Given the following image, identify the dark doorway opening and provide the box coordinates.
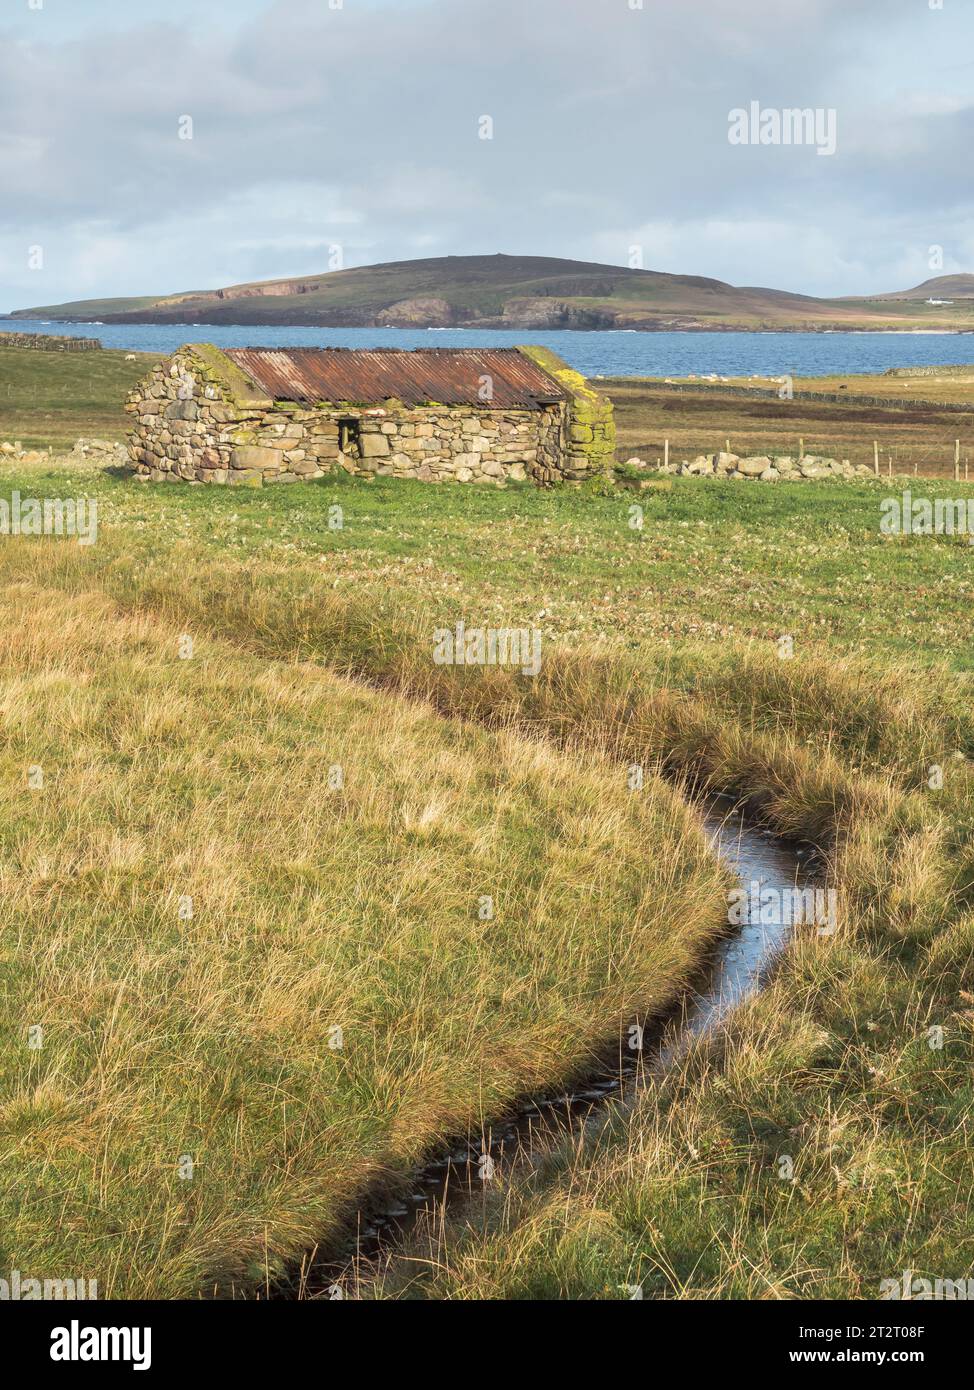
[338,418,361,457]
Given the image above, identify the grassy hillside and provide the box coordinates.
[872,274,974,301]
[11,253,974,331]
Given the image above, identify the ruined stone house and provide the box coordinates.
[125,344,614,487]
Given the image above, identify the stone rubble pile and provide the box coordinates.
[0,438,128,466]
[627,451,877,482]
[0,440,49,465]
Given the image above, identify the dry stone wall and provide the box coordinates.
[0,331,101,352]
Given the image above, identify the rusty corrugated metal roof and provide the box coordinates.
[222,347,568,409]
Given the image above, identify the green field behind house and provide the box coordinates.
[0,344,153,452]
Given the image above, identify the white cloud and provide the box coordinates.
[1,0,972,307]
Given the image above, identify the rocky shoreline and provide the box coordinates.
[7,311,973,334]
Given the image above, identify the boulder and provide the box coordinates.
[738,456,772,477]
[359,433,390,458]
[231,445,279,470]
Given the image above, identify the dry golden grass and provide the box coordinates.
[16,540,960,1305]
[366,731,974,1300]
[0,575,728,1297]
[2,469,972,1301]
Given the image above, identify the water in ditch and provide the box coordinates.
[275,802,817,1298]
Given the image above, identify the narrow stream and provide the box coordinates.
[275,802,817,1299]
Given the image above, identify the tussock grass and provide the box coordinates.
[8,537,969,847]
[361,724,974,1299]
[0,578,730,1298]
[350,739,974,1300]
[9,545,963,1303]
[2,463,972,1301]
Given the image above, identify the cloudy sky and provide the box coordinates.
[1,0,972,309]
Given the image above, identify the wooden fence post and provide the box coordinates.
[873,441,880,476]
[955,440,961,482]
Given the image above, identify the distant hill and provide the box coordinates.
[10,254,974,331]
[875,274,974,301]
